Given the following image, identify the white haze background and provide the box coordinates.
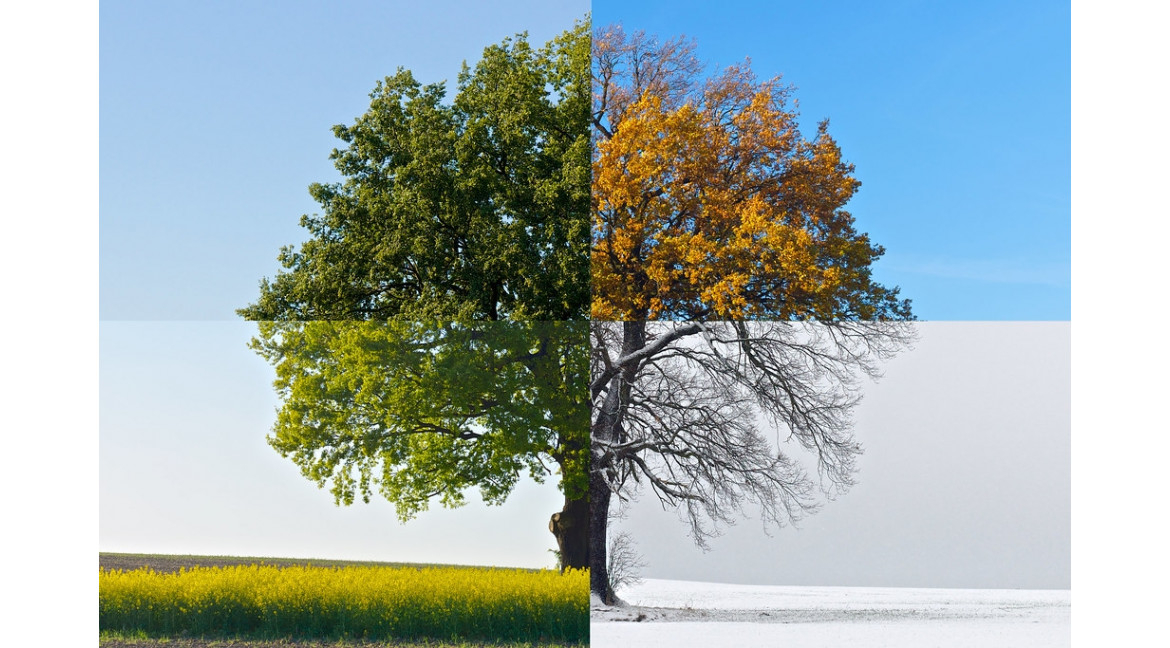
[610,323,1069,590]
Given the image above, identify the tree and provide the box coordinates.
[588,26,915,602]
[251,320,590,570]
[590,320,913,600]
[240,22,590,322]
[240,22,593,570]
[592,26,911,321]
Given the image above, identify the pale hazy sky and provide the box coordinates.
[612,322,1070,590]
[99,320,566,569]
[98,321,1068,589]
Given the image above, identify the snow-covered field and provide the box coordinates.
[592,578,1070,647]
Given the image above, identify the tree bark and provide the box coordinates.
[589,321,647,603]
[589,451,615,602]
[549,493,589,571]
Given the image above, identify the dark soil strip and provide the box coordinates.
[100,639,577,647]
[98,553,536,574]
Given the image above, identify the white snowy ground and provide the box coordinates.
[591,578,1071,647]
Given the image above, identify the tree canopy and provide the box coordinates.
[240,21,590,322]
[252,320,589,519]
[591,26,911,320]
[587,26,915,602]
[241,22,594,571]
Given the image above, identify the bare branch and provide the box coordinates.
[592,320,915,548]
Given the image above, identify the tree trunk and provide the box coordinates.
[589,454,615,602]
[549,494,589,571]
[589,321,647,604]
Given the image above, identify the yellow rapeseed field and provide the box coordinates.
[99,564,588,643]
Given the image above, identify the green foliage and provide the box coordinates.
[239,20,590,322]
[237,20,592,544]
[250,320,589,518]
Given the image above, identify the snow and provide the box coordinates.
[591,578,1070,647]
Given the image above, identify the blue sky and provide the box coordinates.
[99,1,1071,321]
[100,0,591,321]
[594,0,1071,320]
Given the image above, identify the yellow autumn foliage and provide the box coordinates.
[592,26,910,321]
